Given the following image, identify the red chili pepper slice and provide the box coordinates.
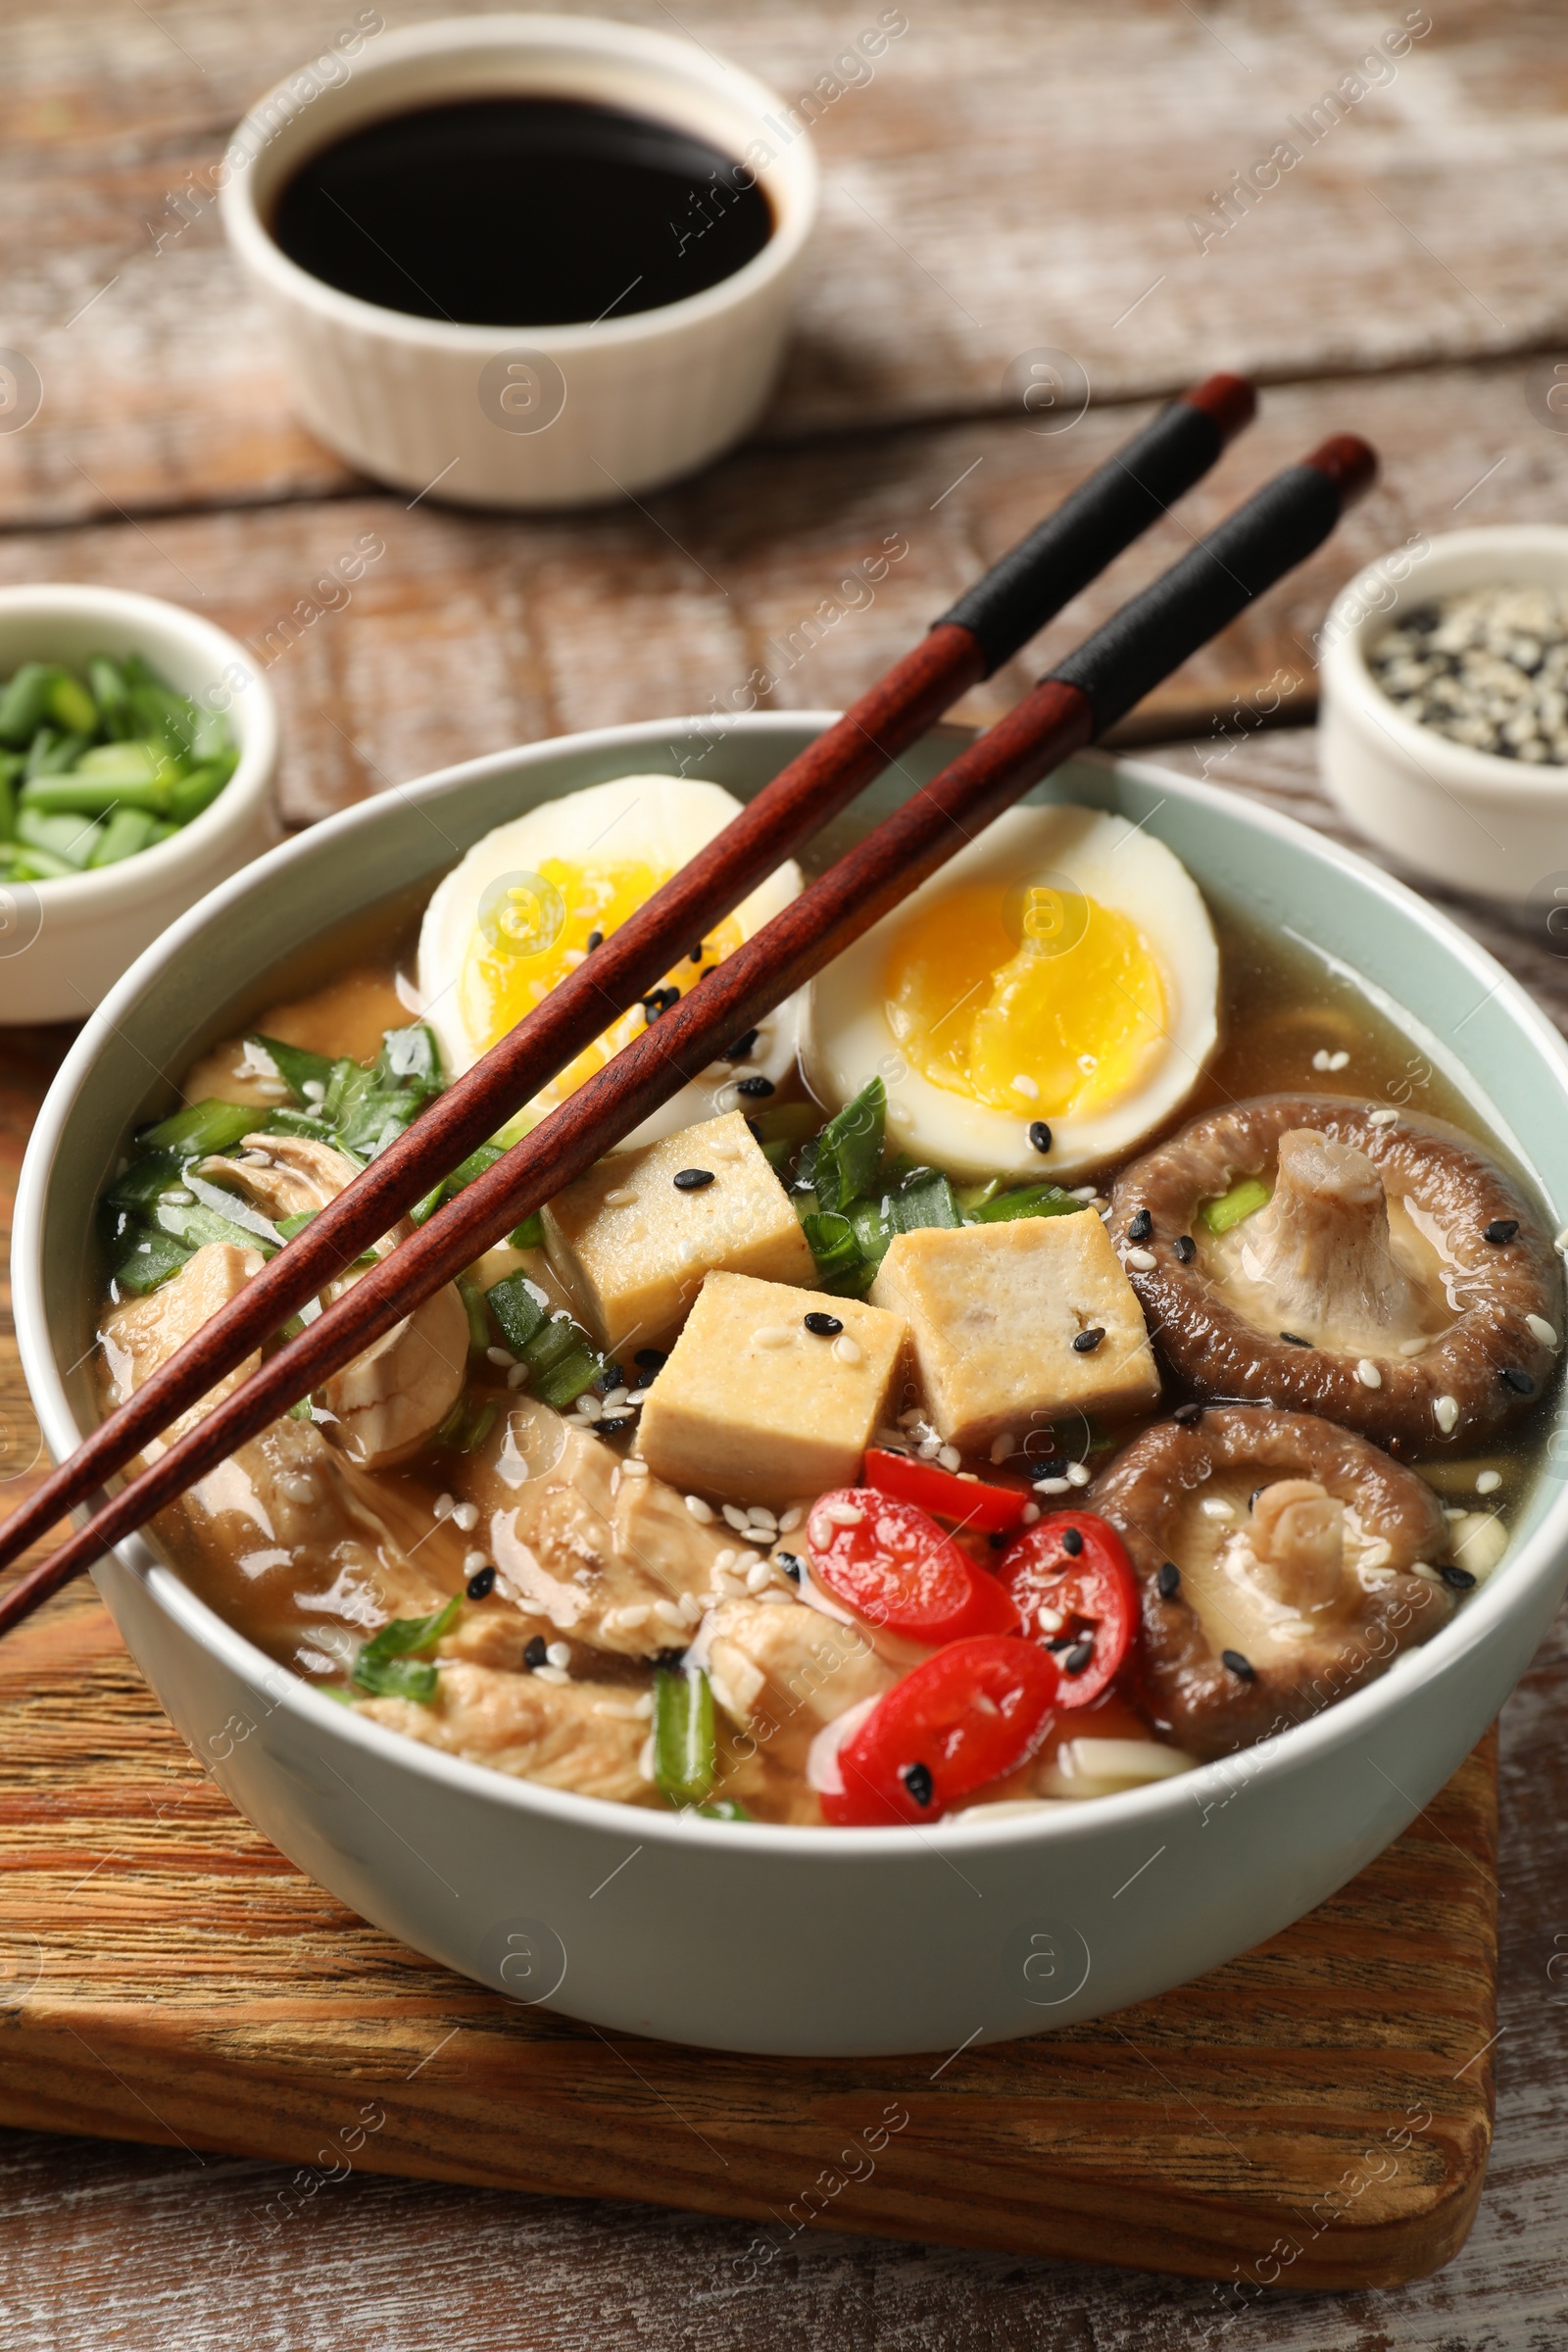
[808,1488,1020,1645]
[997,1510,1139,1708]
[821,1636,1060,1826]
[861,1447,1029,1535]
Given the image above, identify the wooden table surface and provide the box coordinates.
[5,2,1568,2343]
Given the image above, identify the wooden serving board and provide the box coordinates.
[0,1024,1501,2290]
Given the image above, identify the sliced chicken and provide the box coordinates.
[700,1596,900,1773]
[100,1241,265,1446]
[354,1660,659,1804]
[448,1397,734,1657]
[201,1131,469,1468]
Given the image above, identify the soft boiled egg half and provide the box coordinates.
[417,774,802,1147]
[803,803,1218,1182]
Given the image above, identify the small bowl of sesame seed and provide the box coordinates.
[1319,525,1568,905]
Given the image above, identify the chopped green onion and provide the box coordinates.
[966,1180,1084,1225]
[799,1208,872,1296]
[15,807,99,867]
[152,1197,275,1257]
[696,1797,751,1822]
[87,655,130,734]
[112,1226,194,1296]
[351,1593,462,1702]
[0,664,62,747]
[508,1209,545,1249]
[653,1665,716,1807]
[1200,1177,1272,1236]
[135,1098,261,1158]
[457,1276,491,1353]
[24,728,91,781]
[485,1270,551,1354]
[246,1031,336,1107]
[105,1151,188,1212]
[410,1140,506,1226]
[262,1106,335,1143]
[810,1077,885,1215]
[88,807,160,866]
[167,762,230,824]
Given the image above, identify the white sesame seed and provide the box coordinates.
[1476,1469,1502,1494]
[1367,1107,1398,1127]
[612,1603,652,1631]
[1068,1185,1099,1202]
[1527,1312,1559,1348]
[545,1641,571,1670]
[678,1592,705,1624]
[534,1664,570,1686]
[485,1346,514,1368]
[1328,1051,1349,1071]
[1020,1501,1041,1524]
[1435,1395,1460,1434]
[1410,1562,1445,1585]
[433,1493,454,1520]
[603,1187,638,1207]
[1445,1506,1466,1522]
[627,1388,650,1405]
[1125,1247,1156,1271]
[721,1503,751,1532]
[507,1363,530,1388]
[821,1501,864,1528]
[601,1388,629,1407]
[1035,1606,1066,1634]
[938,1445,962,1472]
[778,1505,804,1533]
[451,1500,479,1532]
[620,1456,649,1477]
[1011,1073,1040,1100]
[684,1494,715,1523]
[1065,1462,1092,1489]
[990,1432,1015,1464]
[1276,1619,1316,1642]
[463,1550,489,1574]
[1555,1226,1568,1255]
[1356,1358,1383,1389]
[1398,1337,1428,1356]
[833,1334,863,1367]
[753,1324,793,1348]
[655,1598,687,1630]
[917,1436,943,1460]
[1311,1050,1331,1072]
[1200,1496,1235,1520]
[898,1407,925,1428]
[747,1505,777,1529]
[745,1561,772,1592]
[1033,1476,1070,1494]
[713,1548,738,1570]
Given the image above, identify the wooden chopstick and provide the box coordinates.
[0,433,1374,1641]
[0,376,1254,1589]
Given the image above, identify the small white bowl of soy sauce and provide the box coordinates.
[220,14,820,510]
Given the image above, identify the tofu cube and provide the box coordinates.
[542,1110,814,1356]
[870,1213,1159,1454]
[637,1271,906,1505]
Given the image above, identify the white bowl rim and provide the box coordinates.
[220,11,820,357]
[1324,522,1568,800]
[16,710,1568,1864]
[0,582,277,907]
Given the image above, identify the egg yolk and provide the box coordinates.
[459,855,743,1103]
[881,880,1167,1119]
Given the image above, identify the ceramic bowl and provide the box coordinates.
[0,585,278,1026]
[220,14,820,510]
[1319,523,1568,904]
[15,713,1568,2056]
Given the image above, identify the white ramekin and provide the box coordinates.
[0,586,278,1025]
[16,713,1568,2056]
[1319,524,1568,905]
[220,14,819,510]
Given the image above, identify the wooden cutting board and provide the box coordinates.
[0,1034,1498,2293]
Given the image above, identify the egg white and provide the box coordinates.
[801,803,1218,1182]
[416,774,803,1149]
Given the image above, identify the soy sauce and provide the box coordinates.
[270,96,774,327]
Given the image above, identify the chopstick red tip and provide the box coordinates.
[1181,371,1256,445]
[1304,433,1378,510]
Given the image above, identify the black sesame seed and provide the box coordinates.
[1485,1218,1519,1245]
[653,1646,688,1673]
[1029,1119,1054,1154]
[1071,1327,1105,1354]
[673,1168,715,1191]
[1128,1208,1152,1244]
[1173,1234,1197,1264]
[725,1028,760,1061]
[634,1348,667,1373]
[590,1418,624,1438]
[1034,1455,1068,1480]
[1063,1641,1095,1677]
[804,1311,844,1337]
[522,1635,548,1670]
[736,1074,775,1098]
[1156,1560,1181,1598]
[466,1564,497,1600]
[689,945,705,963]
[1440,1563,1478,1590]
[1060,1525,1084,1557]
[988,1530,1009,1550]
[1173,1402,1203,1424]
[1221,1648,1256,1681]
[1047,1635,1075,1652]
[1500,1366,1536,1396]
[901,1760,935,1807]
[643,1001,664,1024]
[1279,1331,1313,1348]
[585,929,603,952]
[593,1362,625,1396]
[775,1550,804,1582]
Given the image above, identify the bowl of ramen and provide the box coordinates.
[15,711,1568,2055]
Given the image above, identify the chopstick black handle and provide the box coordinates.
[1051,434,1377,734]
[935,373,1255,673]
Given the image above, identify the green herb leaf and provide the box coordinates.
[352,1594,462,1703]
[811,1077,886,1215]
